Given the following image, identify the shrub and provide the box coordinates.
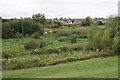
[40,41,46,48]
[88,26,104,49]
[58,37,67,42]
[112,36,120,54]
[57,31,70,36]
[31,32,40,38]
[37,29,44,36]
[70,34,78,43]
[25,34,30,37]
[2,52,11,59]
[15,32,22,38]
[2,22,16,39]
[24,40,40,50]
[88,17,119,53]
[96,21,104,25]
[51,23,59,28]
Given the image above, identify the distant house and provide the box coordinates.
[47,18,107,24]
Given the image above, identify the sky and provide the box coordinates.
[0,0,119,19]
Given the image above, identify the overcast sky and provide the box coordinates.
[0,0,119,19]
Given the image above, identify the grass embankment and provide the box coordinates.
[3,56,118,78]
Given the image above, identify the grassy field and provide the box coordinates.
[2,29,117,71]
[3,56,118,78]
[2,34,88,58]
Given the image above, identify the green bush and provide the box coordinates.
[78,30,88,38]
[57,31,70,36]
[88,26,104,49]
[24,40,40,50]
[53,29,88,39]
[2,19,44,39]
[96,21,104,25]
[15,32,22,38]
[50,23,59,28]
[39,41,46,48]
[25,34,30,37]
[112,36,120,54]
[58,37,67,42]
[31,32,40,38]
[88,17,119,53]
[2,22,16,39]
[70,34,78,43]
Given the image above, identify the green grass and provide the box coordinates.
[3,56,118,78]
[2,34,88,58]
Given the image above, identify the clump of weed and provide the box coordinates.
[31,32,40,38]
[69,34,78,43]
[24,40,40,50]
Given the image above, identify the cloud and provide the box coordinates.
[0,0,119,19]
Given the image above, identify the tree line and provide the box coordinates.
[2,13,61,39]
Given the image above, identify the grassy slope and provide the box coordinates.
[3,56,118,78]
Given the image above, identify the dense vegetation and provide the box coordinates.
[2,13,119,71]
[2,18,43,39]
[88,17,120,54]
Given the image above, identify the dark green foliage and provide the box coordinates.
[22,18,42,35]
[88,26,104,49]
[81,16,92,27]
[2,22,16,39]
[62,24,81,27]
[25,34,30,37]
[51,23,59,28]
[85,16,92,26]
[69,34,78,43]
[15,32,22,38]
[24,40,40,50]
[54,22,61,27]
[96,21,104,25]
[39,41,46,48]
[2,19,9,22]
[81,20,86,27]
[32,13,46,24]
[48,22,61,28]
[112,36,120,54]
[31,32,40,38]
[57,31,70,36]
[88,17,120,53]
[2,19,43,39]
[53,29,88,38]
[58,37,67,42]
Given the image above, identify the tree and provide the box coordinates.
[72,20,74,23]
[96,21,103,25]
[88,17,120,54]
[2,18,44,39]
[81,20,86,26]
[32,13,46,24]
[0,17,2,20]
[60,17,63,20]
[85,16,92,26]
[2,22,16,39]
[55,18,58,20]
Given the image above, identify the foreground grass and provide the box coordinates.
[3,56,118,78]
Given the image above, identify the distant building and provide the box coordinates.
[47,18,107,24]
